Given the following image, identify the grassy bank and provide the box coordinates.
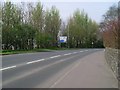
[1,48,71,55]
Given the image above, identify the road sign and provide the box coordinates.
[59,36,67,43]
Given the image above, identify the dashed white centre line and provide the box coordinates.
[0,65,16,71]
[80,51,84,52]
[2,51,79,71]
[95,49,100,50]
[64,53,72,56]
[73,52,77,54]
[85,50,89,51]
[26,59,45,64]
[50,55,61,59]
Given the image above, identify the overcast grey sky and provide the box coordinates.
[41,2,118,23]
[2,0,119,23]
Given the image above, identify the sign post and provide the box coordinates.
[59,36,67,48]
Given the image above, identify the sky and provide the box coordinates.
[41,2,117,23]
[1,0,119,23]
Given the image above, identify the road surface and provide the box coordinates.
[1,49,117,88]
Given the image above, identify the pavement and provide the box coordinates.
[1,49,118,88]
[50,51,118,88]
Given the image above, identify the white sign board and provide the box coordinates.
[59,36,67,43]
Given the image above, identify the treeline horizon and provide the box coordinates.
[1,1,104,50]
[100,4,119,49]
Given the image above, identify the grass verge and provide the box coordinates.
[1,48,71,55]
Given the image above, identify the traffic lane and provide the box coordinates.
[2,50,77,67]
[3,55,77,88]
[2,51,59,67]
[2,53,76,84]
[2,50,98,88]
[2,49,102,72]
[2,49,97,74]
[2,50,94,84]
[2,49,96,67]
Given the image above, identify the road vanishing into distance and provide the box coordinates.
[2,49,103,88]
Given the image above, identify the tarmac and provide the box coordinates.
[51,51,118,88]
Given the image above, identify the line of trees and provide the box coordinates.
[2,1,103,50]
[62,9,103,48]
[100,4,119,49]
[2,2,61,50]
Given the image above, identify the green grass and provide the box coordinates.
[1,49,50,55]
[1,48,72,55]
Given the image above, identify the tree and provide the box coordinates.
[101,5,118,49]
[2,1,102,50]
[0,3,2,50]
[2,2,36,50]
[44,6,61,48]
[31,2,44,48]
[65,9,100,48]
[2,2,22,50]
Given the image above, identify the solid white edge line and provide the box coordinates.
[0,66,17,71]
[26,59,45,64]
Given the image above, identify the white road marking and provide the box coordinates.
[50,55,61,59]
[64,53,72,56]
[80,51,83,52]
[2,52,77,71]
[3,56,75,86]
[26,59,45,64]
[0,66,16,71]
[84,50,88,51]
[95,49,100,50]
[73,52,77,54]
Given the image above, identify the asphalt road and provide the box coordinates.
[2,49,102,88]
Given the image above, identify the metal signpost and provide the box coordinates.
[59,36,67,48]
